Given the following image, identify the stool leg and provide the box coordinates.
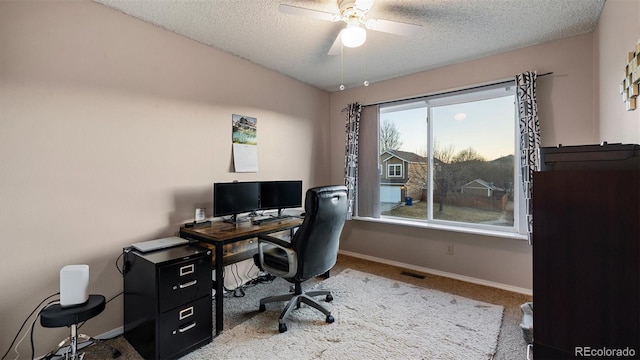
[46,325,115,360]
[69,324,78,360]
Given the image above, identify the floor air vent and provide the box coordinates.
[400,271,426,279]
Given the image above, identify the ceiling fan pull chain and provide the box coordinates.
[364,41,369,87]
[340,44,345,91]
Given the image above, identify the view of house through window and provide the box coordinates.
[378,85,518,231]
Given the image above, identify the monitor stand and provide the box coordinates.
[223,214,250,224]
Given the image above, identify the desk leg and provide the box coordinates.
[215,244,224,336]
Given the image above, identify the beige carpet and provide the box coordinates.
[85,254,532,360]
[181,268,504,360]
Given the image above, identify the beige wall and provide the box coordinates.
[0,1,329,355]
[596,0,640,141]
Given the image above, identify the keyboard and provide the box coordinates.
[252,215,291,225]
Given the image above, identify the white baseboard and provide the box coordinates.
[338,249,532,296]
[96,325,124,340]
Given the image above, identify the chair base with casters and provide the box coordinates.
[259,282,335,333]
[40,294,119,360]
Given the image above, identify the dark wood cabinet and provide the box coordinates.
[124,245,212,360]
[533,169,640,359]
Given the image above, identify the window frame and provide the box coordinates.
[387,163,403,178]
[354,82,528,241]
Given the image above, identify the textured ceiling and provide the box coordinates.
[94,0,605,92]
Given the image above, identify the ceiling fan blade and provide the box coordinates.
[354,0,375,12]
[327,33,342,56]
[365,18,422,36]
[278,4,340,22]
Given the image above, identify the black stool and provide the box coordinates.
[40,295,107,360]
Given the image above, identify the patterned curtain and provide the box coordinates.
[516,71,540,245]
[344,102,362,220]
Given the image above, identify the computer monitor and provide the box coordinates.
[259,180,303,216]
[213,181,260,223]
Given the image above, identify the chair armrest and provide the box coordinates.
[257,234,297,278]
[257,234,291,249]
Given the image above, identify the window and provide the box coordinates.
[359,83,524,236]
[387,164,403,177]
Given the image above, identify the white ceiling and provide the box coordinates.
[94,0,605,92]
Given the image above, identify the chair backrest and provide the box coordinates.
[290,185,348,282]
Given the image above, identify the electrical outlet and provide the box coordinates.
[446,244,454,255]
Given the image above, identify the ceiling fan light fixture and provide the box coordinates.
[341,23,366,48]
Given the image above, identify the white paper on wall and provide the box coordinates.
[232,114,258,172]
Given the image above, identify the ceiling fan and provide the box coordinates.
[278,0,422,55]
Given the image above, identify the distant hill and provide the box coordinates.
[490,154,514,163]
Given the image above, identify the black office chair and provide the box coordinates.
[255,185,348,333]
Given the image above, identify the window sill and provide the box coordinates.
[351,216,529,241]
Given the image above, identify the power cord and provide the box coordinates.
[220,263,276,298]
[249,273,277,285]
[1,293,59,360]
[223,264,246,297]
[77,292,122,331]
[116,247,133,275]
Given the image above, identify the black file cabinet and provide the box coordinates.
[124,244,212,360]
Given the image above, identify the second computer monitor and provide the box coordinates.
[259,180,302,215]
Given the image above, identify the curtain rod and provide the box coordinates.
[362,71,553,108]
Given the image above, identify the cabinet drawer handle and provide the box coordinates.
[179,306,194,320]
[178,280,197,289]
[180,264,195,276]
[178,322,196,333]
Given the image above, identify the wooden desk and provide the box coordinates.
[179,217,303,335]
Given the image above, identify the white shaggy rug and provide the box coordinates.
[181,268,504,360]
